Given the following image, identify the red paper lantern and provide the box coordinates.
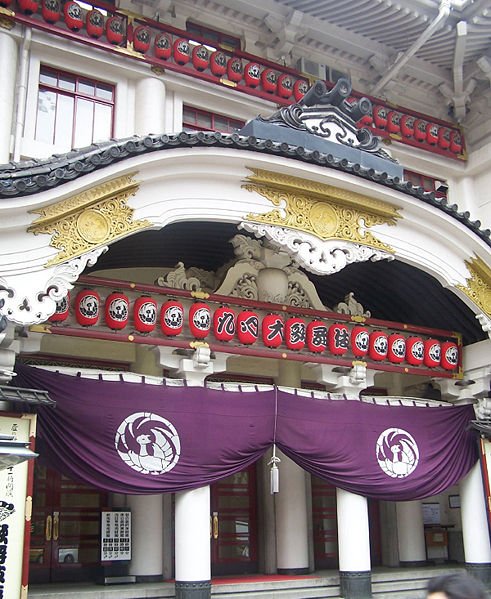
[426,123,439,145]
[386,111,402,134]
[49,292,70,323]
[210,51,227,77]
[86,9,104,38]
[284,317,306,351]
[400,114,415,138]
[154,33,172,60]
[262,314,284,348]
[133,25,151,54]
[293,79,309,102]
[441,341,459,370]
[189,302,211,339]
[306,320,327,353]
[213,306,236,342]
[105,291,129,330]
[0,0,12,7]
[406,336,424,366]
[173,38,191,65]
[358,114,373,127]
[75,289,100,327]
[450,130,463,154]
[438,127,451,150]
[41,0,61,23]
[261,68,277,94]
[226,57,243,82]
[351,325,369,358]
[133,296,157,334]
[192,45,210,71]
[387,333,406,364]
[372,106,388,129]
[18,0,38,14]
[160,300,184,336]
[369,331,388,361]
[244,62,261,88]
[106,16,125,45]
[328,323,350,356]
[414,119,427,142]
[63,1,83,31]
[277,74,294,99]
[424,339,441,368]
[237,310,259,345]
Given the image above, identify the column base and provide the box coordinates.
[466,563,491,586]
[175,580,211,599]
[340,570,372,599]
[277,567,310,575]
[399,560,428,567]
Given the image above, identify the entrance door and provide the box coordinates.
[29,464,107,583]
[211,466,258,575]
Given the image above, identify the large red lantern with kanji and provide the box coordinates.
[372,106,388,129]
[105,291,129,330]
[75,289,100,327]
[293,79,309,102]
[106,16,125,45]
[189,302,211,339]
[210,51,227,77]
[86,9,104,38]
[450,130,463,154]
[426,123,439,145]
[406,336,424,366]
[262,314,284,348]
[369,331,388,361]
[414,119,427,142]
[227,57,243,82]
[261,69,277,94]
[306,320,327,353]
[284,317,306,351]
[386,111,402,134]
[244,62,261,88]
[328,323,350,356]
[133,25,151,54]
[173,38,191,65]
[213,306,236,342]
[160,300,184,336]
[387,333,406,364]
[277,74,294,99]
[192,45,210,71]
[154,33,172,60]
[237,310,259,345]
[41,0,61,23]
[49,292,70,323]
[133,296,157,334]
[424,339,441,368]
[351,325,369,358]
[63,1,83,31]
[441,341,459,370]
[438,127,451,150]
[400,114,415,138]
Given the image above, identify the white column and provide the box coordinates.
[0,30,17,163]
[396,501,426,565]
[128,494,163,580]
[135,76,166,136]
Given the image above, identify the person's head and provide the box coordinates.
[427,573,488,599]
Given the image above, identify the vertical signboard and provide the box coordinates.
[101,511,131,561]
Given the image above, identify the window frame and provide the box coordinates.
[183,105,244,134]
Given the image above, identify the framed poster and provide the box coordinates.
[422,502,441,525]
[101,510,131,561]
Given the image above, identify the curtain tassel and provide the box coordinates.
[269,445,281,494]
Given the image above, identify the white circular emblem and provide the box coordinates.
[376,428,419,478]
[115,412,181,475]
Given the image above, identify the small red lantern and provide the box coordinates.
[192,45,210,71]
[351,326,369,358]
[173,38,191,65]
[372,106,388,129]
[18,0,38,14]
[261,69,277,94]
[49,292,70,323]
[406,336,424,366]
[277,74,294,99]
[262,314,284,348]
[105,291,129,330]
[426,123,439,145]
[160,300,184,336]
[226,57,243,82]
[450,130,463,154]
[210,51,227,77]
[387,333,406,364]
[0,0,12,7]
[306,320,327,353]
[387,111,402,134]
[237,310,259,345]
[400,114,415,138]
[63,0,83,31]
[358,114,373,127]
[293,79,309,102]
[244,62,261,88]
[213,306,236,342]
[133,25,151,54]
[328,323,350,356]
[154,33,172,60]
[75,289,100,327]
[369,331,388,361]
[414,119,427,142]
[133,296,157,334]
[189,302,211,339]
[86,9,104,38]
[438,127,451,150]
[424,339,441,368]
[106,16,125,45]
[41,0,61,23]
[441,341,459,370]
[285,317,306,351]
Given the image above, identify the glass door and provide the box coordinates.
[312,476,338,569]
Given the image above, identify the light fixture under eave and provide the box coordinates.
[0,434,38,470]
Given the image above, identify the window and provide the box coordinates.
[183,106,244,134]
[35,66,115,151]
[186,20,241,51]
[403,170,448,198]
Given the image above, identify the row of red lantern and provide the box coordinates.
[360,106,463,155]
[49,291,459,371]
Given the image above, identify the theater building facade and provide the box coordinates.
[0,0,491,598]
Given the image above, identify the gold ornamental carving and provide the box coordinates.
[243,168,400,251]
[28,173,150,266]
[457,256,491,318]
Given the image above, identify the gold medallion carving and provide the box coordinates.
[457,256,491,317]
[28,173,150,266]
[243,168,400,251]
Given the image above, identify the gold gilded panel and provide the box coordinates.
[457,256,491,318]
